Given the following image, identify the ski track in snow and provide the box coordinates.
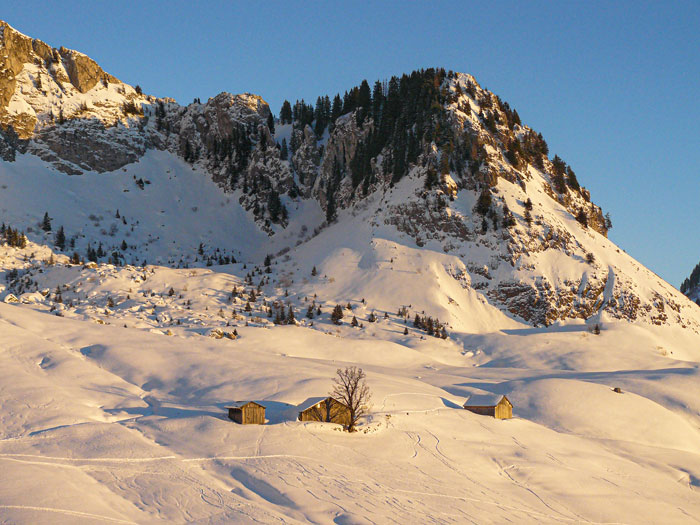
[0,505,138,524]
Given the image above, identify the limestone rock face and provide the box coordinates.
[0,20,150,173]
[29,120,148,174]
[0,21,37,136]
[0,21,33,109]
[0,21,121,139]
[58,46,118,94]
[290,125,321,194]
[175,92,270,159]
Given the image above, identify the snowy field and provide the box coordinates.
[1,256,700,523]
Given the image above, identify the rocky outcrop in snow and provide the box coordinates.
[681,261,700,304]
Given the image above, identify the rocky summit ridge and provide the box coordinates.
[1,19,698,331]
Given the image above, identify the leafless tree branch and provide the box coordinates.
[331,366,371,432]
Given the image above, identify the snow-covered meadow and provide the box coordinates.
[1,235,700,523]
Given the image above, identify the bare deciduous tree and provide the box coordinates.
[331,366,371,432]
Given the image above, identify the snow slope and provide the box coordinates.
[0,150,282,264]
[1,291,700,523]
[1,234,700,522]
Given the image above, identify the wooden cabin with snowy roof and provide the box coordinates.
[226,401,266,424]
[298,396,351,426]
[463,394,512,419]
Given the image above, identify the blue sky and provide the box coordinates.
[4,1,699,286]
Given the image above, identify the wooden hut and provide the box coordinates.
[298,397,351,426]
[463,394,512,419]
[226,401,266,424]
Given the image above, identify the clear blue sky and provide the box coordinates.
[5,1,699,287]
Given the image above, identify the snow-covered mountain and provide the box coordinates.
[1,20,697,332]
[2,20,700,523]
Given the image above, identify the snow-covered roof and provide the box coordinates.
[226,401,265,409]
[297,396,335,412]
[463,394,508,407]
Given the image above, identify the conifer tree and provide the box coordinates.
[566,166,580,191]
[502,205,516,228]
[551,155,568,194]
[314,96,326,136]
[372,80,384,123]
[604,213,613,231]
[424,167,438,190]
[42,212,52,232]
[425,317,434,336]
[475,187,492,215]
[356,80,371,125]
[267,190,283,223]
[280,138,288,160]
[576,208,588,228]
[331,94,342,124]
[286,305,296,324]
[440,147,451,175]
[54,226,66,250]
[331,304,344,325]
[279,100,292,124]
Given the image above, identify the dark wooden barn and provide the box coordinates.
[463,394,512,419]
[298,397,351,427]
[227,401,266,424]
